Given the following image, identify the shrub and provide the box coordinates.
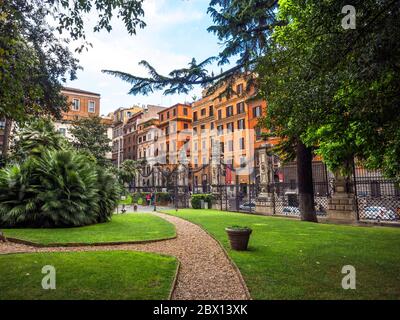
[155,192,170,203]
[191,194,213,209]
[0,150,118,228]
[96,168,120,223]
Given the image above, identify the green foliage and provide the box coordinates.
[167,209,400,299]
[102,0,278,96]
[69,116,112,167]
[0,119,119,227]
[191,194,213,209]
[258,0,400,181]
[10,118,68,162]
[1,0,145,125]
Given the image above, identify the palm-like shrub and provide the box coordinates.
[0,160,40,226]
[11,118,68,161]
[0,150,109,227]
[96,167,120,223]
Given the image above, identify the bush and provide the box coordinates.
[191,194,213,209]
[155,192,170,203]
[0,150,119,228]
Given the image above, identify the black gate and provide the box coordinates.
[271,161,332,217]
[353,167,400,221]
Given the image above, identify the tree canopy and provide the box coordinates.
[258,0,400,181]
[0,0,145,123]
[69,116,112,167]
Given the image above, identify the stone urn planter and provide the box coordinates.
[225,226,252,251]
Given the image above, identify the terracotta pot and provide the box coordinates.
[225,227,252,251]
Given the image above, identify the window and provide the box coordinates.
[183,108,188,116]
[0,120,5,129]
[173,108,176,116]
[200,124,205,134]
[217,125,224,136]
[236,102,245,114]
[202,140,206,150]
[72,99,80,111]
[240,156,246,168]
[220,142,224,153]
[237,119,246,130]
[194,142,198,151]
[253,106,262,118]
[138,137,142,143]
[88,101,95,113]
[228,140,233,152]
[239,137,245,150]
[193,127,198,136]
[167,111,170,119]
[59,128,66,136]
[236,83,243,95]
[209,105,214,116]
[218,109,222,120]
[160,114,164,121]
[202,156,207,165]
[194,157,198,167]
[255,127,262,140]
[226,105,233,117]
[184,123,189,129]
[210,122,214,130]
[201,108,206,116]
[227,122,234,133]
[193,111,198,122]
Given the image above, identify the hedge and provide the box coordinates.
[191,194,213,209]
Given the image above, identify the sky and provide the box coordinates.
[65,0,223,116]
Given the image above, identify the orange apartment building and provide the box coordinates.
[136,117,160,186]
[55,87,101,139]
[53,87,114,159]
[156,103,192,166]
[191,76,273,189]
[111,106,143,166]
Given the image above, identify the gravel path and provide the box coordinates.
[0,212,250,300]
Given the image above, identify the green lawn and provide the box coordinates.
[0,251,177,300]
[164,209,400,300]
[3,214,175,245]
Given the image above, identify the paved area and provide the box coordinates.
[0,212,250,300]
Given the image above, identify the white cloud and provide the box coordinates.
[66,0,211,114]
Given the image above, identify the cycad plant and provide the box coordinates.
[11,118,68,162]
[96,167,121,223]
[0,150,104,227]
[0,118,120,228]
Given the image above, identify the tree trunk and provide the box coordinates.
[1,118,12,162]
[296,140,318,222]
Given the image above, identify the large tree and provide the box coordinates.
[0,0,145,160]
[102,0,323,221]
[258,0,400,183]
[70,116,112,167]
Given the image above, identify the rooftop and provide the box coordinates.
[62,87,100,96]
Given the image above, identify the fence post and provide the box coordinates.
[255,146,275,215]
[327,172,357,223]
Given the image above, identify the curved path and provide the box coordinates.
[0,212,250,300]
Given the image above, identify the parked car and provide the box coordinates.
[239,202,256,211]
[364,206,398,221]
[282,206,300,215]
